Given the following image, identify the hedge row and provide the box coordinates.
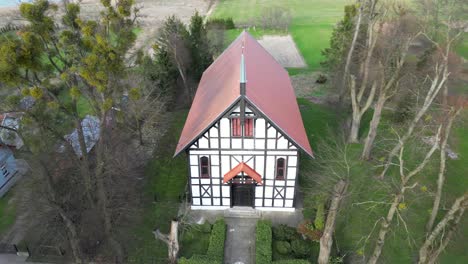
[179,219,226,263]
[256,220,273,264]
[256,221,312,264]
[206,219,226,262]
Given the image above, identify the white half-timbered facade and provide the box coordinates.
[174,31,313,211]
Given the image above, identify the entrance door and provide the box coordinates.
[231,184,255,207]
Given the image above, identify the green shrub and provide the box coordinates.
[206,219,226,262]
[274,241,291,255]
[206,17,235,29]
[291,239,311,257]
[314,200,325,231]
[256,220,273,264]
[272,260,311,264]
[273,224,300,241]
[199,222,212,233]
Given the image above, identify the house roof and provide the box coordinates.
[223,162,262,184]
[63,115,100,157]
[174,31,313,157]
[0,112,24,149]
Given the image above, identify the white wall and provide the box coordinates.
[188,104,299,209]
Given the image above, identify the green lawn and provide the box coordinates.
[297,98,468,263]
[127,110,189,263]
[211,0,348,71]
[179,224,211,258]
[0,193,16,235]
[455,33,468,59]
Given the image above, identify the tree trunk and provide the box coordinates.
[368,194,402,264]
[426,207,465,264]
[40,160,84,264]
[418,194,468,264]
[361,92,385,159]
[339,2,363,103]
[426,108,460,232]
[153,220,179,264]
[318,180,348,264]
[348,114,361,143]
[94,110,124,262]
[75,117,94,205]
[379,66,448,178]
[59,211,84,264]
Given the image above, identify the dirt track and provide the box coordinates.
[258,35,307,68]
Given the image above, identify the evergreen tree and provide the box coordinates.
[188,11,213,81]
[320,5,357,70]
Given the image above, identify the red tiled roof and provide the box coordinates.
[174,31,313,157]
[223,162,262,184]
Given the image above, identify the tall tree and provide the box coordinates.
[378,25,460,178]
[361,11,421,159]
[425,106,462,231]
[345,0,380,143]
[0,0,144,261]
[188,11,213,81]
[368,125,443,264]
[156,16,193,103]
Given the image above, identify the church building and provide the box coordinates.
[174,31,313,211]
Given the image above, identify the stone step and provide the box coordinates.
[224,207,261,219]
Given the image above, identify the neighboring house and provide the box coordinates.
[63,115,100,157]
[174,31,313,211]
[0,112,24,149]
[0,146,18,198]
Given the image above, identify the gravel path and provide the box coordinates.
[258,35,307,68]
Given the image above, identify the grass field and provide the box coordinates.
[455,33,468,59]
[211,0,349,71]
[0,193,16,235]
[297,98,468,263]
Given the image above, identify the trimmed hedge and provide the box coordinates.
[206,218,226,262]
[272,260,311,264]
[179,219,226,263]
[256,220,273,264]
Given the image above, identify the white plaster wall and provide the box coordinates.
[186,104,301,209]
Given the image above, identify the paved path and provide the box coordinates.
[224,217,257,264]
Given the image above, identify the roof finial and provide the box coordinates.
[240,40,246,91]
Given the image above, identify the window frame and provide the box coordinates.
[275,158,286,180]
[200,156,210,178]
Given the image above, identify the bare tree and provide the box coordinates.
[378,29,460,178]
[318,179,348,264]
[418,193,468,264]
[367,125,442,264]
[340,0,364,102]
[425,106,462,232]
[361,12,421,159]
[347,0,381,143]
[153,220,180,264]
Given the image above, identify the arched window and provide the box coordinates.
[200,156,210,178]
[276,158,286,180]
